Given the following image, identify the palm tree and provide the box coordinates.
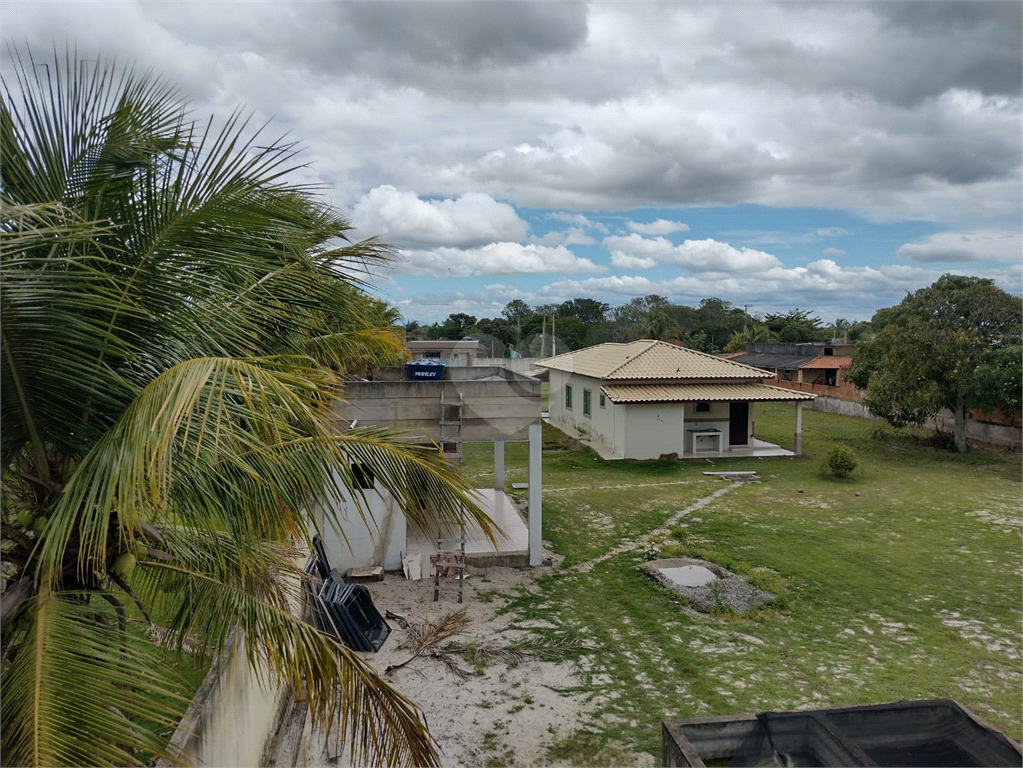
[1,49,493,766]
[722,325,779,353]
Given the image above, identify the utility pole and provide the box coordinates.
[743,304,752,334]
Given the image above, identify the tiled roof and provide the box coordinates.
[799,355,853,369]
[537,340,772,381]
[601,382,816,404]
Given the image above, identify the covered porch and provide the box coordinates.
[405,488,530,567]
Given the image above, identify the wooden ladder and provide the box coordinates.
[432,535,466,603]
[439,391,463,463]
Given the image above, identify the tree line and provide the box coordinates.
[406,296,873,355]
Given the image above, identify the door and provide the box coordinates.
[729,401,749,446]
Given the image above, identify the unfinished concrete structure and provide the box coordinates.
[328,366,543,569]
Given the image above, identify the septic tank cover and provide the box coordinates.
[641,558,774,614]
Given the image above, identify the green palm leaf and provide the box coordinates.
[3,48,488,766]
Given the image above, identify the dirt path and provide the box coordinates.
[568,480,742,574]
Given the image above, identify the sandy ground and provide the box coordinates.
[297,552,653,768]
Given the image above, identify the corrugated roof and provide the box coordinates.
[601,382,816,403]
[727,352,813,370]
[799,355,853,369]
[537,340,772,381]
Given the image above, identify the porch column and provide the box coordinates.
[494,441,505,491]
[795,401,803,457]
[528,423,543,566]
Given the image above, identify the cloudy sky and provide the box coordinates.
[4,1,1021,323]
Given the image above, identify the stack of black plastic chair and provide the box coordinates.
[307,535,391,653]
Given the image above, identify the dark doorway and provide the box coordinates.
[729,401,749,446]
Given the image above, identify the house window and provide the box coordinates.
[599,393,606,408]
[583,389,592,417]
[352,463,375,489]
[695,401,711,413]
[565,385,573,409]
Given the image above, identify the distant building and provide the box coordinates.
[727,342,856,392]
[406,339,488,367]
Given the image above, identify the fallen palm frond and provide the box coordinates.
[385,611,597,679]
[385,610,472,676]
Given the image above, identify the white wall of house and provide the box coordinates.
[548,370,765,458]
[621,402,686,459]
[549,371,619,452]
[317,470,406,573]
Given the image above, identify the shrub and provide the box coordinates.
[823,445,859,478]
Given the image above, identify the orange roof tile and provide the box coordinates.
[799,355,853,369]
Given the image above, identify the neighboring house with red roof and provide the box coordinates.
[727,342,860,400]
[537,340,815,460]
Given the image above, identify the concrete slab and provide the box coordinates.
[405,489,529,567]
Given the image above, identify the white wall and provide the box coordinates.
[549,371,617,451]
[160,558,308,767]
[317,469,406,573]
[622,403,686,459]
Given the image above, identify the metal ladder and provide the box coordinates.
[432,535,466,603]
[439,391,463,463]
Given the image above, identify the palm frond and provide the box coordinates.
[0,587,192,767]
[138,559,440,767]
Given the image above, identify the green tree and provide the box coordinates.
[970,345,1023,425]
[694,297,747,347]
[501,299,533,325]
[428,312,477,339]
[723,324,779,352]
[557,297,609,324]
[763,309,827,343]
[848,275,1022,453]
[1,51,493,766]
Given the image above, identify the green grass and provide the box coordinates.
[463,404,1022,763]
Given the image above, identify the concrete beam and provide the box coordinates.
[795,401,803,456]
[494,441,504,491]
[528,423,542,567]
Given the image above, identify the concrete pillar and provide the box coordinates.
[528,423,542,567]
[795,401,803,457]
[494,441,504,491]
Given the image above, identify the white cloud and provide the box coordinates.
[539,259,946,319]
[896,230,1022,263]
[530,227,597,246]
[610,253,658,269]
[817,227,852,237]
[627,218,690,235]
[603,234,783,273]
[547,212,609,232]
[822,247,846,256]
[394,242,604,277]
[351,186,528,248]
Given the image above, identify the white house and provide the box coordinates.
[538,340,815,460]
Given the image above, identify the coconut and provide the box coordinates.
[112,552,136,580]
[16,509,33,528]
[135,542,148,560]
[31,515,48,534]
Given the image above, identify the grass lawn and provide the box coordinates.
[462,404,1022,764]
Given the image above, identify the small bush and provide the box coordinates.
[823,445,859,478]
[869,425,890,440]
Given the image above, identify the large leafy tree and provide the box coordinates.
[1,49,494,766]
[848,275,1022,453]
